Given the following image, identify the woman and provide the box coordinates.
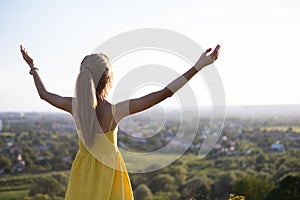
[20,44,220,199]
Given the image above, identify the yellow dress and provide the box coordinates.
[65,127,134,200]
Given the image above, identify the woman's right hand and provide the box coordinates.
[194,44,220,70]
[20,45,34,68]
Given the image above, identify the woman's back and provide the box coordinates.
[95,101,116,134]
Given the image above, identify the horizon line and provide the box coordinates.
[1,103,300,114]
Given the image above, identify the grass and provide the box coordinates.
[0,170,69,182]
[124,153,183,172]
[0,132,16,137]
[262,126,300,132]
[0,171,69,199]
[0,189,29,200]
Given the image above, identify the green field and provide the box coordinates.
[0,189,28,200]
[0,171,69,200]
[262,125,300,132]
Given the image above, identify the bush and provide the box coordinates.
[134,184,153,200]
[0,155,12,173]
[265,175,300,200]
[233,176,274,200]
[150,174,177,193]
[28,176,66,198]
[182,176,211,200]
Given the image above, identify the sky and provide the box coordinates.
[0,0,299,112]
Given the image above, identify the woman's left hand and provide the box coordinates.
[20,45,34,68]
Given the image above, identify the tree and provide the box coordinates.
[182,176,211,200]
[168,165,187,185]
[233,176,274,200]
[256,154,267,165]
[150,174,177,193]
[212,172,236,199]
[0,155,12,173]
[134,184,153,200]
[24,194,50,200]
[23,146,37,162]
[52,173,68,186]
[265,175,300,200]
[29,176,66,198]
[22,152,33,169]
[152,191,180,200]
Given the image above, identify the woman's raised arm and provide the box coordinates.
[114,45,220,123]
[20,45,72,114]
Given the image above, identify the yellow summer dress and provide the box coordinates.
[65,114,134,199]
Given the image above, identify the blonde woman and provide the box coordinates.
[20,44,220,200]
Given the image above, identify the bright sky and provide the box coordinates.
[0,0,299,112]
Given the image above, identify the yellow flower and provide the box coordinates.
[229,194,245,200]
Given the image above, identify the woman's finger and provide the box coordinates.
[211,45,220,58]
[212,45,220,55]
[215,44,221,52]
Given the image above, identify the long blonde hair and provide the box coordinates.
[73,54,112,147]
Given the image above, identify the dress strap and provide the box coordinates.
[108,105,115,132]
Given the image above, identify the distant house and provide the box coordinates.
[9,145,22,154]
[13,153,25,172]
[6,142,13,148]
[36,155,50,161]
[6,119,32,127]
[133,137,147,144]
[287,135,300,141]
[202,127,209,135]
[214,143,222,150]
[52,122,76,133]
[271,142,286,152]
[62,156,72,162]
[4,136,14,143]
[34,144,50,161]
[33,144,49,151]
